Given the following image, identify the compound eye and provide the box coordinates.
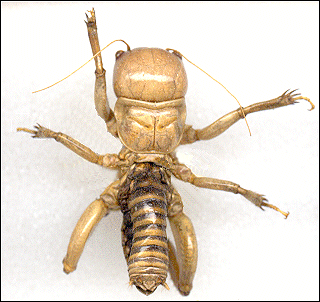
[115,50,125,60]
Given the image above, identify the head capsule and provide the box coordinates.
[113,47,188,102]
[113,48,188,154]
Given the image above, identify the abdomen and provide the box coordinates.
[118,162,171,295]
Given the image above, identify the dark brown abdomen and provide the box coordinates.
[118,162,171,295]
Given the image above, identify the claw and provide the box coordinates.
[85,8,96,25]
[289,88,299,95]
[162,282,170,291]
[282,89,291,97]
[258,196,267,211]
[87,8,95,18]
[283,89,315,111]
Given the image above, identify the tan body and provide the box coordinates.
[17,9,314,296]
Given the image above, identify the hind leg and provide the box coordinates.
[168,188,198,296]
[63,180,120,273]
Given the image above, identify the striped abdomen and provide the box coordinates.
[118,162,171,295]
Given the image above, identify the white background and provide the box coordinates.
[2,2,319,300]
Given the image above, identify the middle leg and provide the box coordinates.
[180,89,314,144]
[171,162,289,218]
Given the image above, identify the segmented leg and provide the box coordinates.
[180,89,315,144]
[85,8,117,136]
[63,180,120,273]
[99,179,121,210]
[168,188,198,296]
[167,239,179,291]
[85,8,103,74]
[171,162,289,218]
[63,198,108,273]
[17,124,120,168]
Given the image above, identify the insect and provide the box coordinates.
[17,9,314,296]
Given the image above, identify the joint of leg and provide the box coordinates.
[54,132,61,140]
[236,185,245,195]
[173,164,195,183]
[183,125,199,144]
[168,190,184,217]
[95,68,106,77]
[62,257,76,274]
[99,196,118,212]
[168,201,183,217]
[236,107,246,119]
[100,154,120,168]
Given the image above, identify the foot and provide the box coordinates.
[17,124,57,139]
[85,8,96,28]
[278,89,314,111]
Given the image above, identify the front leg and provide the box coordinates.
[85,8,117,137]
[171,162,289,218]
[180,89,314,144]
[17,124,119,168]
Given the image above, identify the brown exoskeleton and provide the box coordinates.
[17,9,314,296]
